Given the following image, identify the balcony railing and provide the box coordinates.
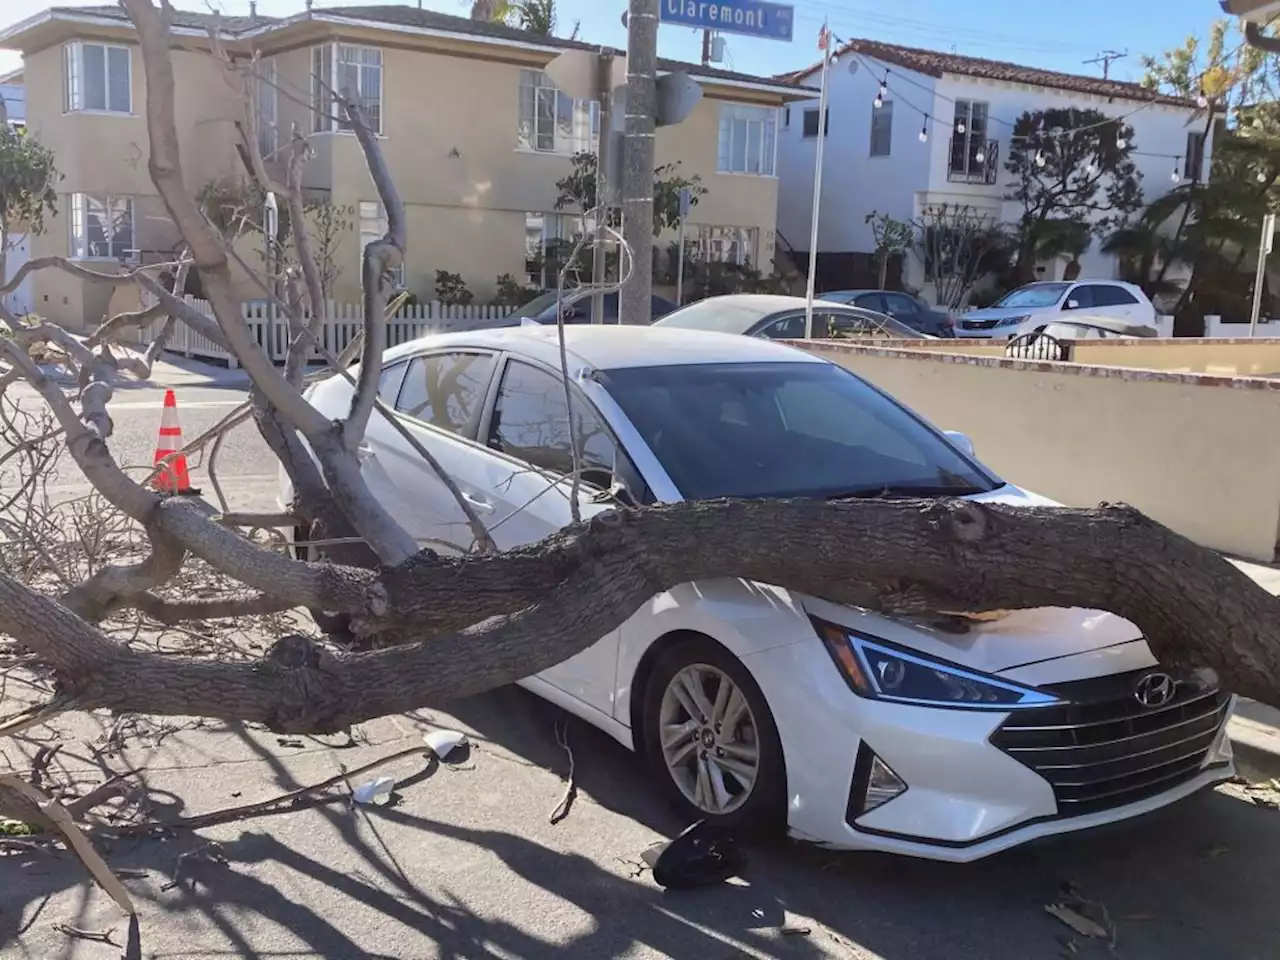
[946,139,999,185]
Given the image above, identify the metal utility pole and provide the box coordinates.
[701,29,712,65]
[591,49,614,324]
[1250,212,1275,337]
[1084,49,1127,80]
[619,0,658,326]
[804,24,833,340]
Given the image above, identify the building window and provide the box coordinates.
[517,70,596,154]
[949,99,989,175]
[255,57,278,159]
[525,212,586,287]
[1185,131,1206,181]
[717,105,777,176]
[312,43,383,134]
[62,42,131,114]
[69,194,135,260]
[359,201,404,287]
[699,225,759,267]
[870,100,893,157]
[802,108,829,138]
[783,106,790,128]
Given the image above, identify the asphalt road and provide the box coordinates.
[3,357,1280,958]
[1,357,279,515]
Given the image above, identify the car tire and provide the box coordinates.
[641,636,787,836]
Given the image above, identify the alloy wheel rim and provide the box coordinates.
[658,663,760,815]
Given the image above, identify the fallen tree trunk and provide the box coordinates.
[2,498,1277,733]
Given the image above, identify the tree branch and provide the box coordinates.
[4,499,1280,732]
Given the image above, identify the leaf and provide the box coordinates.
[1045,904,1108,939]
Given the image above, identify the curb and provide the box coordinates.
[1228,715,1280,781]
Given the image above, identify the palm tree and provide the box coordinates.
[472,0,557,36]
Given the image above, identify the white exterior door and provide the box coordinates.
[473,356,622,716]
[3,233,32,318]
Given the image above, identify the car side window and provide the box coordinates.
[395,351,496,437]
[758,314,806,339]
[856,293,888,313]
[882,293,919,317]
[1089,285,1138,306]
[1063,286,1095,310]
[487,360,616,486]
[379,360,409,405]
[828,312,878,338]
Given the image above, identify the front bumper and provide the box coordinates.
[744,641,1237,863]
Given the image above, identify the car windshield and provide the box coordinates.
[995,283,1070,309]
[597,361,999,500]
[651,299,775,335]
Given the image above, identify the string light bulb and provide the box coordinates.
[874,92,883,109]
[957,120,966,134]
[1259,170,1269,183]
[1196,86,1209,109]
[1171,160,1182,183]
[1034,149,1046,168]
[1115,134,1127,149]
[975,147,986,164]
[919,116,929,142]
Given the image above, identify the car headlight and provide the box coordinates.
[996,315,1030,327]
[811,617,1062,710]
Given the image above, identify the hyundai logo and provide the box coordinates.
[1133,672,1178,709]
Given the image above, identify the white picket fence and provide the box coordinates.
[135,298,515,366]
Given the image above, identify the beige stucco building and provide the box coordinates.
[0,4,810,330]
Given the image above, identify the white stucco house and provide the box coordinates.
[774,39,1210,294]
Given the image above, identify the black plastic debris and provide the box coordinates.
[642,820,744,890]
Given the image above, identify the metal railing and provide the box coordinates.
[1005,331,1071,361]
[946,140,1000,185]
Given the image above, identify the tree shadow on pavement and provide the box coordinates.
[442,686,1280,960]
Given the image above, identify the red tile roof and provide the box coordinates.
[781,38,1196,109]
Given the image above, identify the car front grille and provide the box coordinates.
[960,318,1000,330]
[990,669,1232,818]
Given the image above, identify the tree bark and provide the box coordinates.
[3,499,1279,733]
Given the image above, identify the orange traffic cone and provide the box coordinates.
[152,389,198,495]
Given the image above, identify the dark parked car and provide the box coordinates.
[818,289,955,337]
[504,290,679,326]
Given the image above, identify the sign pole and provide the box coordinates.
[1250,212,1275,337]
[804,24,832,340]
[676,186,691,306]
[592,49,613,325]
[620,0,659,325]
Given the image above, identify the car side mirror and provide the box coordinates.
[944,430,976,458]
[1064,298,1080,310]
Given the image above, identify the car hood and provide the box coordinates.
[959,306,1049,321]
[799,483,1144,675]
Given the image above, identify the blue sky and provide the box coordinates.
[0,0,1227,83]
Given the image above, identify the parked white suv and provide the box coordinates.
[957,280,1156,339]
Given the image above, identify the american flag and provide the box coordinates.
[818,23,831,51]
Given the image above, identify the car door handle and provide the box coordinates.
[461,491,495,514]
[356,441,375,460]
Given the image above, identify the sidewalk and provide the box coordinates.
[1227,558,1280,780]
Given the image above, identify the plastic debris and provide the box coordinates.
[351,777,396,805]
[641,820,744,890]
[423,729,468,761]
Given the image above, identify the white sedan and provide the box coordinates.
[956,280,1157,339]
[284,325,1235,862]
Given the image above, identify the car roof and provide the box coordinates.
[379,323,827,371]
[652,294,869,334]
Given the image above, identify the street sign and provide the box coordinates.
[678,187,693,218]
[659,0,795,42]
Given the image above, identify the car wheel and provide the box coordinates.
[641,637,787,835]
